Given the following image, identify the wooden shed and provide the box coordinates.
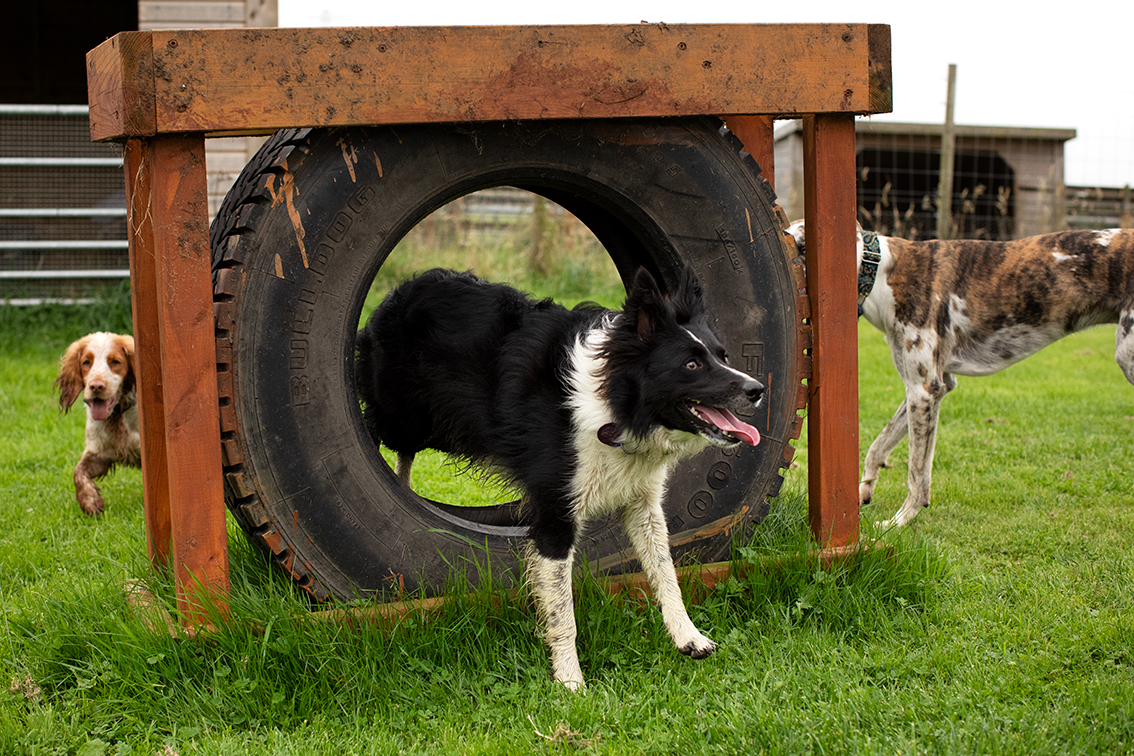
[774,119,1077,241]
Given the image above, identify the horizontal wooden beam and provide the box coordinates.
[87,23,891,141]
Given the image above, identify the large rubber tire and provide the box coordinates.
[210,118,808,603]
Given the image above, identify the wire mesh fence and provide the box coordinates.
[3,112,1132,302]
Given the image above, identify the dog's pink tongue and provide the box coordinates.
[698,406,761,446]
[89,399,112,421]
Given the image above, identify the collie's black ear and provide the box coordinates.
[624,267,666,340]
[673,264,706,322]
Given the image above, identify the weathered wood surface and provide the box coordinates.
[88,23,891,141]
[725,115,777,188]
[123,134,230,622]
[123,140,170,569]
[88,33,158,139]
[802,114,861,548]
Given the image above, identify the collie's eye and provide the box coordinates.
[685,359,700,370]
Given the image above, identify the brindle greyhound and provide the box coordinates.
[789,222,1134,526]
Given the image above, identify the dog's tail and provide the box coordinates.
[354,327,388,453]
[354,329,375,407]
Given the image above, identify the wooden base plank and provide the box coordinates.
[300,544,893,631]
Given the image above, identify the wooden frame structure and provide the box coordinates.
[86,23,892,625]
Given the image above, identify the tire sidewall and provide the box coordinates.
[225,118,797,600]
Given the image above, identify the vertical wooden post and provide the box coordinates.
[124,140,172,568]
[802,114,860,548]
[124,134,230,624]
[726,115,776,189]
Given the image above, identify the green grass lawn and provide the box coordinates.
[1,267,1132,755]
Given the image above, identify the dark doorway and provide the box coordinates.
[1,1,137,104]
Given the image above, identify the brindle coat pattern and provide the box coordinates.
[790,224,1134,526]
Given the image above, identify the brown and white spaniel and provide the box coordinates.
[56,332,140,515]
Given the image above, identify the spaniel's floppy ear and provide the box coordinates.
[118,334,137,396]
[56,337,87,413]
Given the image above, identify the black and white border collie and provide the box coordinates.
[356,266,763,689]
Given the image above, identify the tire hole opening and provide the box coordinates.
[356,187,624,512]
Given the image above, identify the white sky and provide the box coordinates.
[280,0,1134,188]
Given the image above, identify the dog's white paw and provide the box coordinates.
[876,508,918,528]
[558,677,586,693]
[552,667,585,692]
[677,632,717,659]
[550,653,586,692]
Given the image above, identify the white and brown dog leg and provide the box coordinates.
[860,397,909,506]
[74,451,112,516]
[1115,308,1134,385]
[881,374,954,527]
[526,545,585,691]
[622,488,716,659]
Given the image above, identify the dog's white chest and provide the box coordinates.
[569,435,669,517]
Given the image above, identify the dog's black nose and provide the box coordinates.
[744,377,765,405]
